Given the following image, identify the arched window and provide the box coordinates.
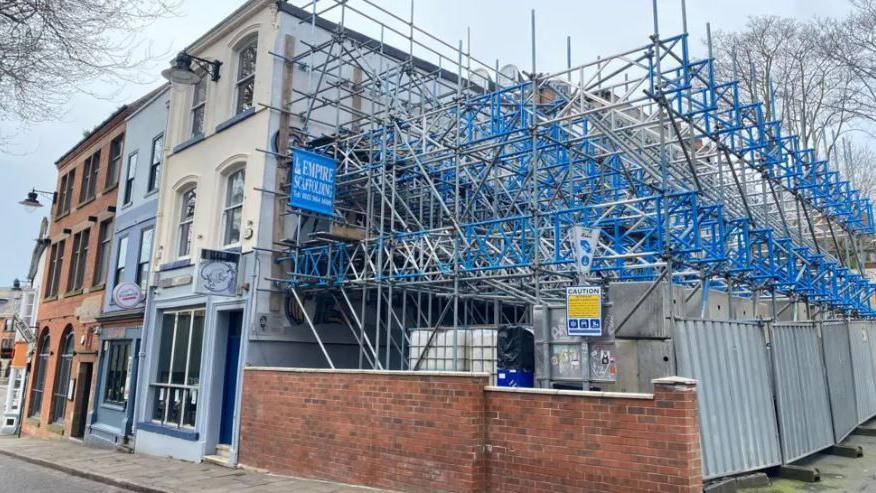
[177,186,197,258]
[51,328,74,423]
[222,169,245,247]
[28,329,50,417]
[234,36,257,114]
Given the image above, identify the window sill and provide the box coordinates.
[64,289,83,297]
[215,107,255,134]
[91,282,106,291]
[144,189,159,199]
[100,402,126,412]
[159,259,192,272]
[103,183,118,194]
[54,211,70,222]
[43,295,58,303]
[78,196,96,208]
[172,135,205,154]
[137,421,199,441]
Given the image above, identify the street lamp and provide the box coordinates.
[18,189,55,213]
[161,51,222,85]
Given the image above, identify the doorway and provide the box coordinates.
[218,310,243,445]
[72,362,93,438]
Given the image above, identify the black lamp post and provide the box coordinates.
[161,51,222,85]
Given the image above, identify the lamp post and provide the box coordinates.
[17,189,56,213]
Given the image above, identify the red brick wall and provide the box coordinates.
[239,370,488,493]
[239,370,701,493]
[485,379,702,493]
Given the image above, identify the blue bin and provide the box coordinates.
[496,368,534,388]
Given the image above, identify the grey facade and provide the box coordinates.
[88,86,169,448]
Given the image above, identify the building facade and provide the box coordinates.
[21,103,137,439]
[88,86,170,449]
[0,283,23,378]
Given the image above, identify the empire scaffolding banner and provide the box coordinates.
[566,286,602,337]
[290,149,336,216]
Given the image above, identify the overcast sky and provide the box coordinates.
[0,0,855,284]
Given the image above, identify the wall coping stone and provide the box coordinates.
[652,376,698,386]
[485,385,653,400]
[244,366,491,378]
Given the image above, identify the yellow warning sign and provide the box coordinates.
[566,286,602,336]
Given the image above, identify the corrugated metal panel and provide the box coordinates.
[848,320,876,423]
[770,323,834,462]
[674,319,782,480]
[821,320,859,443]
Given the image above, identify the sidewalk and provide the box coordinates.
[0,436,388,493]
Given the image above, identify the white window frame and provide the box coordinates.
[151,309,205,429]
[190,77,207,139]
[222,168,245,248]
[177,186,197,259]
[234,36,258,115]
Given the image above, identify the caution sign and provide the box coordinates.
[566,286,602,337]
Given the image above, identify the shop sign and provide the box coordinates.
[195,249,239,296]
[113,282,143,309]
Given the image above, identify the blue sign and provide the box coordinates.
[290,149,336,216]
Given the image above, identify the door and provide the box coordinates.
[72,363,93,438]
[219,310,243,445]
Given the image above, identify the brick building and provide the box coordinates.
[21,99,147,439]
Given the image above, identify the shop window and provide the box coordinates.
[151,309,204,428]
[50,328,74,424]
[103,340,131,406]
[222,169,245,247]
[28,329,50,417]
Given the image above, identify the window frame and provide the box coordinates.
[177,186,197,259]
[115,236,128,286]
[190,78,207,139]
[136,227,154,290]
[106,134,124,189]
[222,169,245,247]
[151,309,205,429]
[102,340,131,407]
[123,151,138,205]
[28,329,50,417]
[44,240,65,298]
[57,170,75,217]
[66,228,90,292]
[234,36,258,115]
[147,133,163,193]
[50,328,74,424]
[93,219,114,287]
[80,151,100,204]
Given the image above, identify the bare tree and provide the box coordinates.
[820,0,876,125]
[710,17,859,155]
[0,0,178,127]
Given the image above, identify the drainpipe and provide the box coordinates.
[131,282,157,440]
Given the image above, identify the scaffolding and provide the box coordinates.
[267,0,876,371]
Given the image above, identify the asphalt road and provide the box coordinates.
[0,454,129,492]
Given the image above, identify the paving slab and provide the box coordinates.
[0,436,391,493]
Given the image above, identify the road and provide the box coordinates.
[0,454,129,492]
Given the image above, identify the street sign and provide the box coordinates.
[571,226,600,275]
[566,285,602,337]
[290,148,336,216]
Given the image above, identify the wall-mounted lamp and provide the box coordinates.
[18,189,56,213]
[161,51,222,85]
